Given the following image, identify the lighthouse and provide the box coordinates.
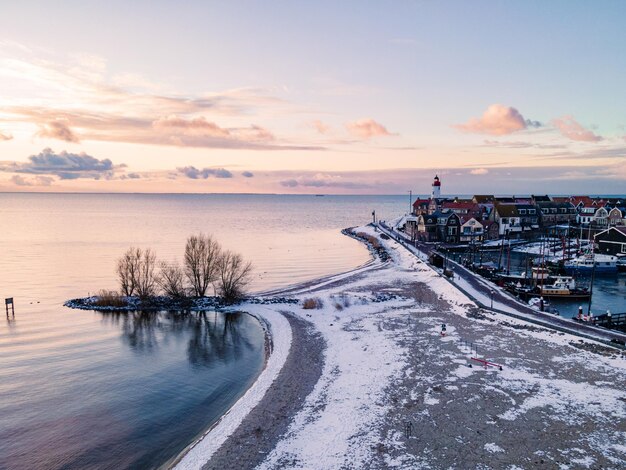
[431,175,441,199]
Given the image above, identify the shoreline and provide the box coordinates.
[64,225,626,468]
[173,224,625,469]
[171,231,386,469]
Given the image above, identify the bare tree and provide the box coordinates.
[117,247,142,296]
[184,234,222,297]
[217,250,253,303]
[135,248,157,299]
[157,261,186,298]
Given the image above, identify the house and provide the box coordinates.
[570,196,594,210]
[532,194,552,204]
[482,221,500,240]
[460,217,484,243]
[441,201,481,218]
[435,211,461,244]
[415,214,438,242]
[493,203,539,236]
[535,201,577,226]
[594,226,626,255]
[472,195,495,220]
[608,207,625,226]
[592,206,609,227]
[412,198,430,216]
[472,195,495,205]
[577,204,597,225]
[415,210,461,243]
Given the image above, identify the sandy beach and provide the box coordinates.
[175,225,626,470]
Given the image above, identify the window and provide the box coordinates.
[448,227,457,235]
[501,218,508,224]
[560,208,566,213]
[529,209,536,214]
[551,208,557,214]
[622,244,626,253]
[542,209,549,214]
[519,209,526,215]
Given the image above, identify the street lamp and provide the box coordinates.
[490,289,495,309]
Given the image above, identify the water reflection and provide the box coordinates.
[188,311,254,367]
[99,310,256,367]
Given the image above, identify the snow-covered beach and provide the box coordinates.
[175,225,626,470]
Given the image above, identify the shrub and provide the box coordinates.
[94,289,126,307]
[355,232,380,249]
[117,247,141,296]
[334,302,343,311]
[135,248,158,299]
[157,261,186,298]
[216,250,253,303]
[117,247,157,298]
[303,297,324,309]
[184,234,222,297]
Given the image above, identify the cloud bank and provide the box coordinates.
[177,166,234,179]
[1,148,118,179]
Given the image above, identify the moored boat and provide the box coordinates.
[616,254,626,273]
[506,276,591,300]
[564,253,618,274]
[537,276,591,300]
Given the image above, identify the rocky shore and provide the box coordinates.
[64,295,298,312]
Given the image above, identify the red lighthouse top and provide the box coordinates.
[432,175,441,187]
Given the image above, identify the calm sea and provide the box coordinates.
[0,193,407,469]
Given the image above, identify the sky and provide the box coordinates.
[0,1,625,195]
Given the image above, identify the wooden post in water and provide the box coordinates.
[5,297,15,316]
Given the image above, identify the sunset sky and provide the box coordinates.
[1,1,625,195]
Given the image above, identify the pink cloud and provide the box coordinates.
[152,116,231,137]
[36,119,79,142]
[552,116,602,142]
[455,104,535,136]
[469,168,489,175]
[345,118,393,139]
[311,120,331,134]
[0,130,13,141]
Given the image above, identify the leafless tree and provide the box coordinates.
[157,261,186,298]
[135,248,157,299]
[184,234,222,297]
[117,247,142,296]
[217,250,253,303]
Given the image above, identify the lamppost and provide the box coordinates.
[490,289,495,309]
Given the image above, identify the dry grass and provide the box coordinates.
[356,232,381,249]
[303,297,324,309]
[93,289,127,307]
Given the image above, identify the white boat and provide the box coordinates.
[564,253,618,274]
